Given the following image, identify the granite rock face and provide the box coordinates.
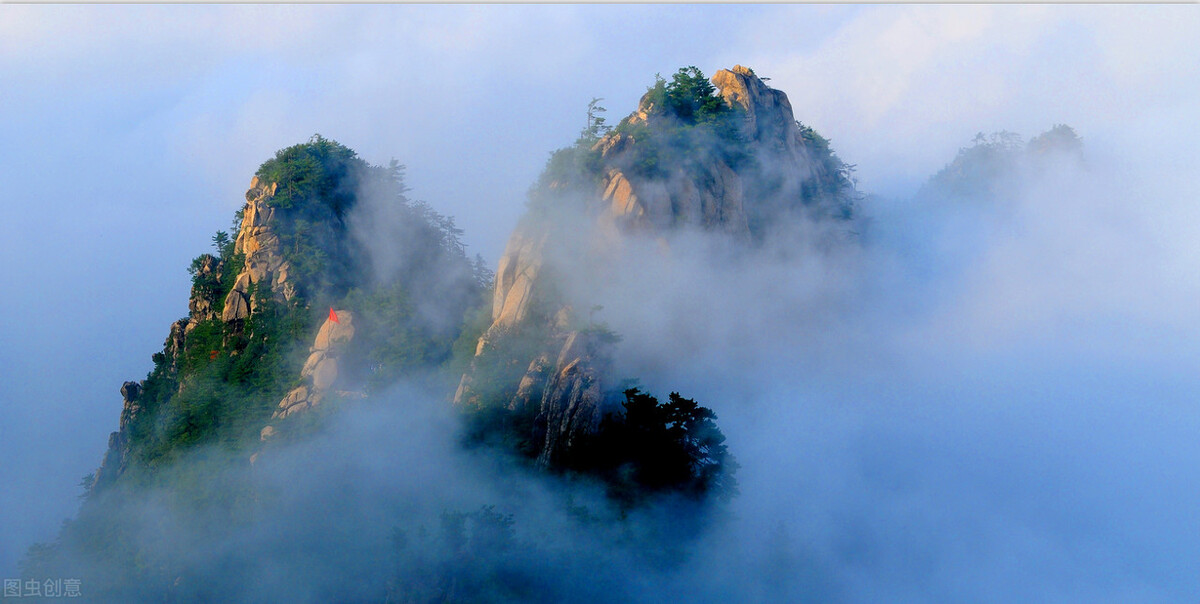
[263,310,356,436]
[223,176,294,322]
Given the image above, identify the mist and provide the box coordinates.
[595,140,1200,600]
[37,122,1198,602]
[3,4,1198,601]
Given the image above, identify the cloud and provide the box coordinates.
[734,5,1200,197]
[497,100,1200,599]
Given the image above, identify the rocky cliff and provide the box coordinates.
[456,65,857,466]
[91,381,142,489]
[223,176,294,322]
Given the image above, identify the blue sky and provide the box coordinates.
[1,5,1197,593]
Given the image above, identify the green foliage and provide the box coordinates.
[186,254,221,303]
[529,144,605,211]
[796,122,833,159]
[796,121,859,216]
[177,319,225,376]
[464,380,738,507]
[130,296,310,469]
[530,66,749,210]
[537,95,611,192]
[576,97,611,146]
[530,66,860,233]
[564,389,738,504]
[283,216,336,296]
[254,135,372,301]
[78,473,95,499]
[256,134,364,217]
[663,66,729,125]
[638,74,668,118]
[614,66,748,178]
[921,130,1031,201]
[403,198,470,264]
[449,289,495,378]
[117,133,488,471]
[459,322,555,411]
[186,228,243,316]
[1027,124,1082,156]
[32,123,743,599]
[578,322,622,347]
[470,254,494,293]
[920,125,1085,205]
[338,282,448,392]
[215,252,244,315]
[211,230,232,257]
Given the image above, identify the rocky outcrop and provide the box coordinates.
[262,310,355,438]
[525,331,612,467]
[186,254,222,333]
[713,65,807,159]
[163,319,187,372]
[593,133,750,237]
[490,223,550,333]
[597,65,849,237]
[222,176,293,322]
[92,381,143,489]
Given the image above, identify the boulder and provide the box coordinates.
[312,310,355,351]
[310,357,339,391]
[267,310,356,424]
[119,381,141,403]
[221,285,249,322]
[272,385,311,420]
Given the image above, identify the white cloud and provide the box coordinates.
[3,5,1198,588]
[733,5,1199,197]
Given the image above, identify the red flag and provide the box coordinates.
[329,307,339,323]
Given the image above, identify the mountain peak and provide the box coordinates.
[457,65,859,465]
